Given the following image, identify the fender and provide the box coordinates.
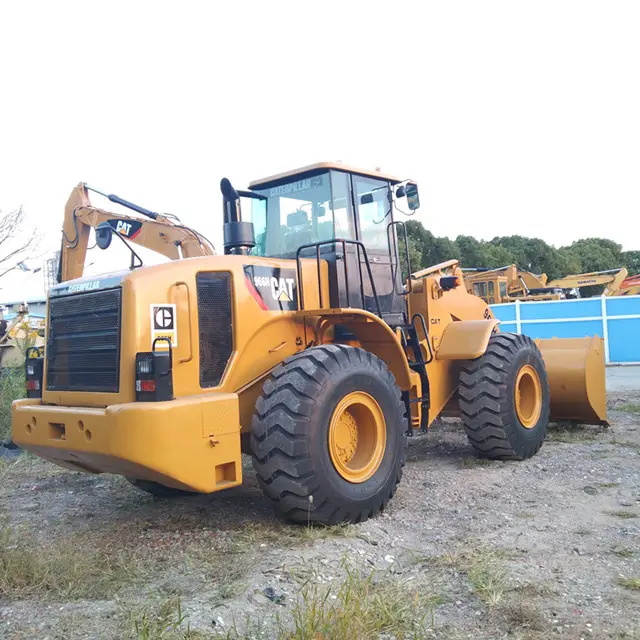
[436,319,500,360]
[297,308,413,390]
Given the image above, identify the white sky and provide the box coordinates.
[1,0,639,301]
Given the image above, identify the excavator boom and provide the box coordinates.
[546,268,628,294]
[59,183,215,282]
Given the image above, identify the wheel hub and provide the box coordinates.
[333,410,358,464]
[328,391,386,484]
[515,364,543,428]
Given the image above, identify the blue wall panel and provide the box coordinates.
[606,296,640,317]
[518,299,601,320]
[490,295,640,363]
[516,320,603,341]
[608,318,640,363]
[491,304,517,322]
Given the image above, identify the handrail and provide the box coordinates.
[295,239,382,317]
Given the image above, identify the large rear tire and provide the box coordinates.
[459,333,550,460]
[251,345,406,524]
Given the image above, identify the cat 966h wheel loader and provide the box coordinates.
[12,163,608,524]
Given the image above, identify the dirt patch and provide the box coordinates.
[1,392,639,639]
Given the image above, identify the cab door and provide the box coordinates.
[351,174,404,324]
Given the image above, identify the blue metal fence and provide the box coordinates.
[490,295,640,364]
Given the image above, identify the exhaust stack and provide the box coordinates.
[220,178,255,255]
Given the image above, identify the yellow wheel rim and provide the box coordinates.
[515,364,543,429]
[328,391,386,484]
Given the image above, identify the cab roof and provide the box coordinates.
[249,162,404,190]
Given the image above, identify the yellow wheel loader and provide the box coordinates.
[12,163,608,524]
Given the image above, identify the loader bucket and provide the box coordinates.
[536,336,608,426]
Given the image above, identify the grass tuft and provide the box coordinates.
[606,510,638,520]
[618,577,640,591]
[0,367,24,441]
[281,559,441,640]
[618,403,640,414]
[547,421,605,443]
[0,523,138,600]
[468,562,507,607]
[611,547,634,558]
[128,597,214,639]
[498,599,548,632]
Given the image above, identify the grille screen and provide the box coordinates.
[197,272,233,388]
[46,288,121,393]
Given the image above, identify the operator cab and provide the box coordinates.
[239,162,419,325]
[472,276,509,305]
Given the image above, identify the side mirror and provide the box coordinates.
[313,203,327,218]
[95,222,113,250]
[406,183,420,211]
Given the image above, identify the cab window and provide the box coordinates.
[353,175,391,250]
[473,282,488,300]
[249,171,354,258]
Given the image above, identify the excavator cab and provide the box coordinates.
[472,276,509,304]
[241,164,416,326]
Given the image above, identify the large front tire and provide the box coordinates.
[251,345,406,524]
[459,333,550,460]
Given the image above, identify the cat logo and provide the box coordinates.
[107,218,143,239]
[150,303,178,347]
[243,265,298,311]
[272,277,295,303]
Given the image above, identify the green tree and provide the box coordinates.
[560,238,623,273]
[455,235,490,267]
[622,250,640,276]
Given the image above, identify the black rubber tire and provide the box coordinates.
[126,478,195,498]
[251,344,406,524]
[459,332,550,460]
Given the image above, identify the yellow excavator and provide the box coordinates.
[465,265,629,304]
[58,183,215,283]
[463,265,549,303]
[544,268,629,297]
[12,163,607,525]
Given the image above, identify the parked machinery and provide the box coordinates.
[13,163,608,524]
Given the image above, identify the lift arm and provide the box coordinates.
[59,183,215,283]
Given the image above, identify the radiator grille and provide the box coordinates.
[46,288,121,392]
[197,272,233,387]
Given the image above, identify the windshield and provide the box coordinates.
[245,171,354,258]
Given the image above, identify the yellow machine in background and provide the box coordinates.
[465,265,629,304]
[13,163,608,524]
[58,182,215,283]
[545,268,629,297]
[463,265,548,304]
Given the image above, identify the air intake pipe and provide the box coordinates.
[220,178,255,255]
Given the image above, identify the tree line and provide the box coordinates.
[403,220,640,281]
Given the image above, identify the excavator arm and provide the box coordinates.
[59,183,215,282]
[546,268,628,295]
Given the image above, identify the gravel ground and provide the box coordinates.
[1,392,639,639]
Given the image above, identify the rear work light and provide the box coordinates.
[135,337,174,402]
[25,347,44,399]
